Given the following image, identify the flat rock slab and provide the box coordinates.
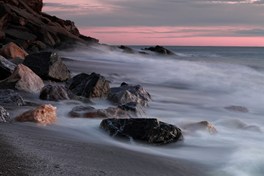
[100,118,183,145]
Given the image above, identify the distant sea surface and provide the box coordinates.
[55,45,264,176]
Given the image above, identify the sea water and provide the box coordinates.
[54,45,264,176]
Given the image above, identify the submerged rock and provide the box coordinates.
[0,106,10,123]
[0,56,16,80]
[224,105,249,113]
[119,45,134,54]
[23,52,71,82]
[182,121,217,135]
[39,84,72,101]
[0,64,44,93]
[69,105,132,119]
[67,72,110,98]
[108,82,151,106]
[143,45,174,55]
[100,118,183,145]
[0,42,28,59]
[16,104,57,125]
[0,89,25,106]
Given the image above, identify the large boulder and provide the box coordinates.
[0,0,98,52]
[0,64,44,93]
[0,56,16,80]
[0,89,25,106]
[39,84,72,101]
[0,106,10,123]
[16,104,57,125]
[108,82,151,106]
[23,52,71,81]
[0,42,28,59]
[100,118,183,145]
[119,45,134,54]
[67,72,110,98]
[143,45,174,55]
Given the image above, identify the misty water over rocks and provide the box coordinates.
[54,45,264,176]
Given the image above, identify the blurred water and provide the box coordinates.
[51,45,264,176]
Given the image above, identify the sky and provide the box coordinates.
[43,0,264,46]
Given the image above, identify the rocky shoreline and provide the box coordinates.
[0,1,215,175]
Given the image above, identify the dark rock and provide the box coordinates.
[0,64,44,93]
[67,72,110,98]
[100,118,183,145]
[23,52,71,81]
[0,0,43,13]
[0,56,16,80]
[144,45,174,55]
[39,84,72,101]
[224,106,249,113]
[0,89,25,106]
[0,106,10,123]
[108,82,151,106]
[119,45,134,54]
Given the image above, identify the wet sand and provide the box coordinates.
[0,122,209,176]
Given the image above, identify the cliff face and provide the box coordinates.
[0,0,99,52]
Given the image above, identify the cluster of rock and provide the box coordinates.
[0,0,98,53]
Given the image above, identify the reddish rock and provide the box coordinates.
[0,42,28,59]
[0,64,44,93]
[16,104,57,125]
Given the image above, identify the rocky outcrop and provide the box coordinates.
[108,82,151,106]
[0,64,44,93]
[224,105,249,113]
[100,118,183,145]
[0,56,16,80]
[0,42,28,59]
[16,104,57,125]
[143,45,174,55]
[39,84,72,101]
[23,52,71,81]
[182,121,217,135]
[69,105,132,118]
[0,0,98,53]
[0,106,10,123]
[0,89,25,106]
[67,72,110,98]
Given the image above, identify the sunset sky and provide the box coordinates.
[43,0,264,46]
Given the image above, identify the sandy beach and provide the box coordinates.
[0,122,208,176]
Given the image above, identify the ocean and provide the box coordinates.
[51,45,264,176]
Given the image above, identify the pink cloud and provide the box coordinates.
[81,26,264,46]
